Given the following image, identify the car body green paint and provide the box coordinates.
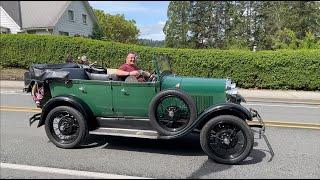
[49,56,228,118]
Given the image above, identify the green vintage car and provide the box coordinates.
[24,54,273,164]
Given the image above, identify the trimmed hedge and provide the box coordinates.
[1,34,319,90]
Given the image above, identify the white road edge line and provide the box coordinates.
[1,162,151,179]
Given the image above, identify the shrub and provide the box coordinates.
[1,34,319,90]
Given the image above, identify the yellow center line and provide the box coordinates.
[1,106,319,130]
[249,120,320,126]
[248,122,320,130]
[262,124,320,130]
[0,106,40,110]
[0,108,41,113]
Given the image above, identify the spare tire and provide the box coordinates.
[148,89,197,136]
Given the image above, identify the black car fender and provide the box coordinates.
[194,103,253,129]
[160,103,252,139]
[197,102,252,122]
[37,95,95,130]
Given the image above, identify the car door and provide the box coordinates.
[111,81,159,117]
[76,80,114,117]
[49,79,114,117]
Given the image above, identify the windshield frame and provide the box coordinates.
[152,54,173,77]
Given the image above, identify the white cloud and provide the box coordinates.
[89,1,167,41]
[138,21,166,40]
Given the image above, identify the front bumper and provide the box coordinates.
[249,108,274,162]
[227,93,246,104]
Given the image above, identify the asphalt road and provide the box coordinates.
[1,91,320,178]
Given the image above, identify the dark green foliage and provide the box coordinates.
[90,23,105,40]
[138,39,165,47]
[1,34,319,90]
[164,1,191,48]
[164,1,320,50]
[93,9,140,44]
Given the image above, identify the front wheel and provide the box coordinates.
[200,115,253,164]
[149,89,197,136]
[45,106,88,149]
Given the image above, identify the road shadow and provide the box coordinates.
[186,148,266,179]
[187,159,231,179]
[81,133,204,156]
[81,134,269,162]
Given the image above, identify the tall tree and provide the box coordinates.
[163,1,320,50]
[284,1,320,39]
[223,1,251,50]
[188,1,212,48]
[163,1,191,48]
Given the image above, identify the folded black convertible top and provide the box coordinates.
[28,63,86,82]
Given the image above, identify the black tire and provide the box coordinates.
[45,106,88,149]
[148,89,197,136]
[200,115,254,164]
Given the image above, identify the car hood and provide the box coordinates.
[161,75,227,96]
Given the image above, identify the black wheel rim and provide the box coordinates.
[207,122,247,160]
[49,110,80,144]
[155,95,191,132]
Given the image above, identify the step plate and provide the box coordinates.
[89,127,160,139]
[96,117,154,131]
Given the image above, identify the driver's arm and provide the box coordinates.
[116,69,140,76]
[116,69,130,76]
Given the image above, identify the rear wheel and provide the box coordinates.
[45,106,88,148]
[200,115,253,164]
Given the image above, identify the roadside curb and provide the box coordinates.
[245,98,320,105]
[0,81,24,89]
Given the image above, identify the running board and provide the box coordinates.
[89,127,160,139]
[96,117,154,130]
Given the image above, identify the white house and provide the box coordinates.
[0,2,21,34]
[0,1,99,37]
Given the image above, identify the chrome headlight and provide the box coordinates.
[225,78,238,95]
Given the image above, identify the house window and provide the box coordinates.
[82,14,87,24]
[59,31,69,36]
[68,10,74,22]
[27,30,36,34]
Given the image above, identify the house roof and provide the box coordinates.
[20,1,98,30]
[0,1,22,27]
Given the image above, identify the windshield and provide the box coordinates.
[154,54,172,75]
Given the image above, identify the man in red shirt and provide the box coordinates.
[116,52,151,82]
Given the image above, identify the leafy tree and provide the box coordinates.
[301,31,317,49]
[189,1,212,48]
[93,9,140,44]
[91,23,105,40]
[223,1,251,50]
[163,1,320,50]
[163,1,191,48]
[283,1,320,40]
[273,28,299,49]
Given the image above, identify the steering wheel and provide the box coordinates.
[89,61,97,67]
[147,69,157,82]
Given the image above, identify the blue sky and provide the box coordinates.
[89,1,169,41]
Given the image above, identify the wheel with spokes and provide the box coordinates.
[200,115,254,164]
[149,89,196,135]
[45,106,88,149]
